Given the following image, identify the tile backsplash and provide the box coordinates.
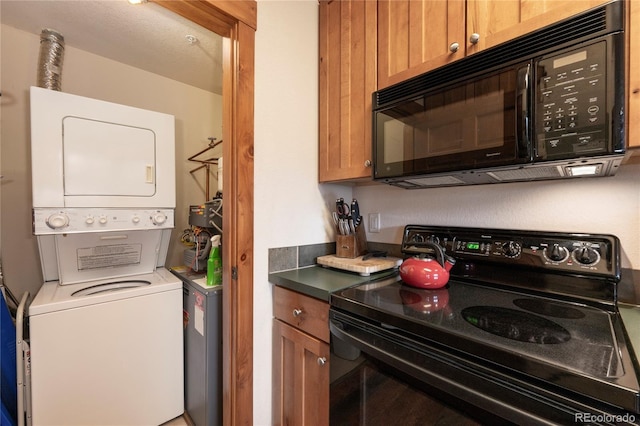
[268,241,402,273]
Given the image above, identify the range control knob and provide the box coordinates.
[152,212,167,225]
[427,235,440,245]
[411,234,425,243]
[573,245,600,265]
[502,241,521,258]
[545,244,569,262]
[46,213,69,229]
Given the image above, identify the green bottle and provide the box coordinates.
[207,235,222,286]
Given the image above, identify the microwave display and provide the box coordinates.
[535,41,608,160]
[374,66,528,179]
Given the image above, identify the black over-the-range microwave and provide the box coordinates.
[373,0,626,189]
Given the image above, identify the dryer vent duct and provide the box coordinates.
[37,28,65,91]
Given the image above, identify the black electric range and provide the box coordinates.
[330,225,640,425]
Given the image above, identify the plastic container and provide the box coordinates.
[207,235,222,286]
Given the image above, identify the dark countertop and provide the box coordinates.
[269,265,398,302]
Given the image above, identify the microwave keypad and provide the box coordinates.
[536,41,607,159]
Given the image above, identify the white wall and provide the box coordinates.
[354,164,640,269]
[0,24,222,298]
[253,1,352,423]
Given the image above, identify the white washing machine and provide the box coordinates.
[29,269,183,425]
[28,87,183,425]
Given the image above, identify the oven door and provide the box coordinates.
[372,63,532,181]
[330,309,638,426]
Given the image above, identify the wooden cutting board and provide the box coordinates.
[317,254,402,276]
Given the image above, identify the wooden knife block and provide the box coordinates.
[336,225,367,258]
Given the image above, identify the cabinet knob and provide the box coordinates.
[364,160,372,168]
[469,33,480,44]
[317,357,327,366]
[292,308,303,317]
[449,42,460,53]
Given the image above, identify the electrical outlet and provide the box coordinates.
[369,213,381,233]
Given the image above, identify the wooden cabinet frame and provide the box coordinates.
[155,2,256,425]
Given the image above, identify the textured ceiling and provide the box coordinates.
[1,0,223,94]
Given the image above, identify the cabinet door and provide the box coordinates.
[319,0,377,182]
[378,0,466,89]
[466,0,610,55]
[629,0,640,149]
[272,319,330,426]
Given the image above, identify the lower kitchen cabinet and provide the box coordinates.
[272,286,330,426]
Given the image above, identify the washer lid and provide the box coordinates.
[29,268,181,315]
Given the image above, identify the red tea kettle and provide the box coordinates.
[399,242,456,289]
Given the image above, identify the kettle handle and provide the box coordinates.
[419,241,456,268]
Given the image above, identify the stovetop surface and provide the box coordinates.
[334,274,622,379]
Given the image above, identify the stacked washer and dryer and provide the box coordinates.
[27,86,184,425]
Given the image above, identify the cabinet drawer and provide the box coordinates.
[273,286,329,343]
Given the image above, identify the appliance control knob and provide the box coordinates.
[132,215,141,224]
[427,235,440,245]
[152,212,167,225]
[412,234,425,243]
[85,216,95,225]
[502,241,521,258]
[546,244,569,262]
[573,246,600,265]
[46,213,69,229]
[98,216,108,225]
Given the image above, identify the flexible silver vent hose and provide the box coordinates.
[37,28,65,91]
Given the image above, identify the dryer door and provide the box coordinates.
[63,117,156,197]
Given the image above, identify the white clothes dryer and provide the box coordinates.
[28,268,183,425]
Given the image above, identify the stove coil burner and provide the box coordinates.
[462,306,571,344]
[513,298,586,319]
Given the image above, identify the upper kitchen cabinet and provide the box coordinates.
[378,0,611,90]
[319,0,377,182]
[629,0,640,149]
[378,0,465,90]
[466,0,611,55]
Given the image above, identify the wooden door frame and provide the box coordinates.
[156,2,256,425]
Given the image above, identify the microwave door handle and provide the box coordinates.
[516,64,532,160]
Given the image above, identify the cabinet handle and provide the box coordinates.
[449,42,460,53]
[364,160,372,168]
[469,33,480,44]
[292,308,303,317]
[317,357,327,366]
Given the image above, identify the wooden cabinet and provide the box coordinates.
[272,286,330,426]
[466,0,610,55]
[319,0,377,182]
[378,0,610,90]
[629,0,640,150]
[378,0,465,90]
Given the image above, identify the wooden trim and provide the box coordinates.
[223,19,256,426]
[156,1,256,425]
[628,0,640,149]
[154,0,257,35]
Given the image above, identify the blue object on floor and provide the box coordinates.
[0,291,17,426]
